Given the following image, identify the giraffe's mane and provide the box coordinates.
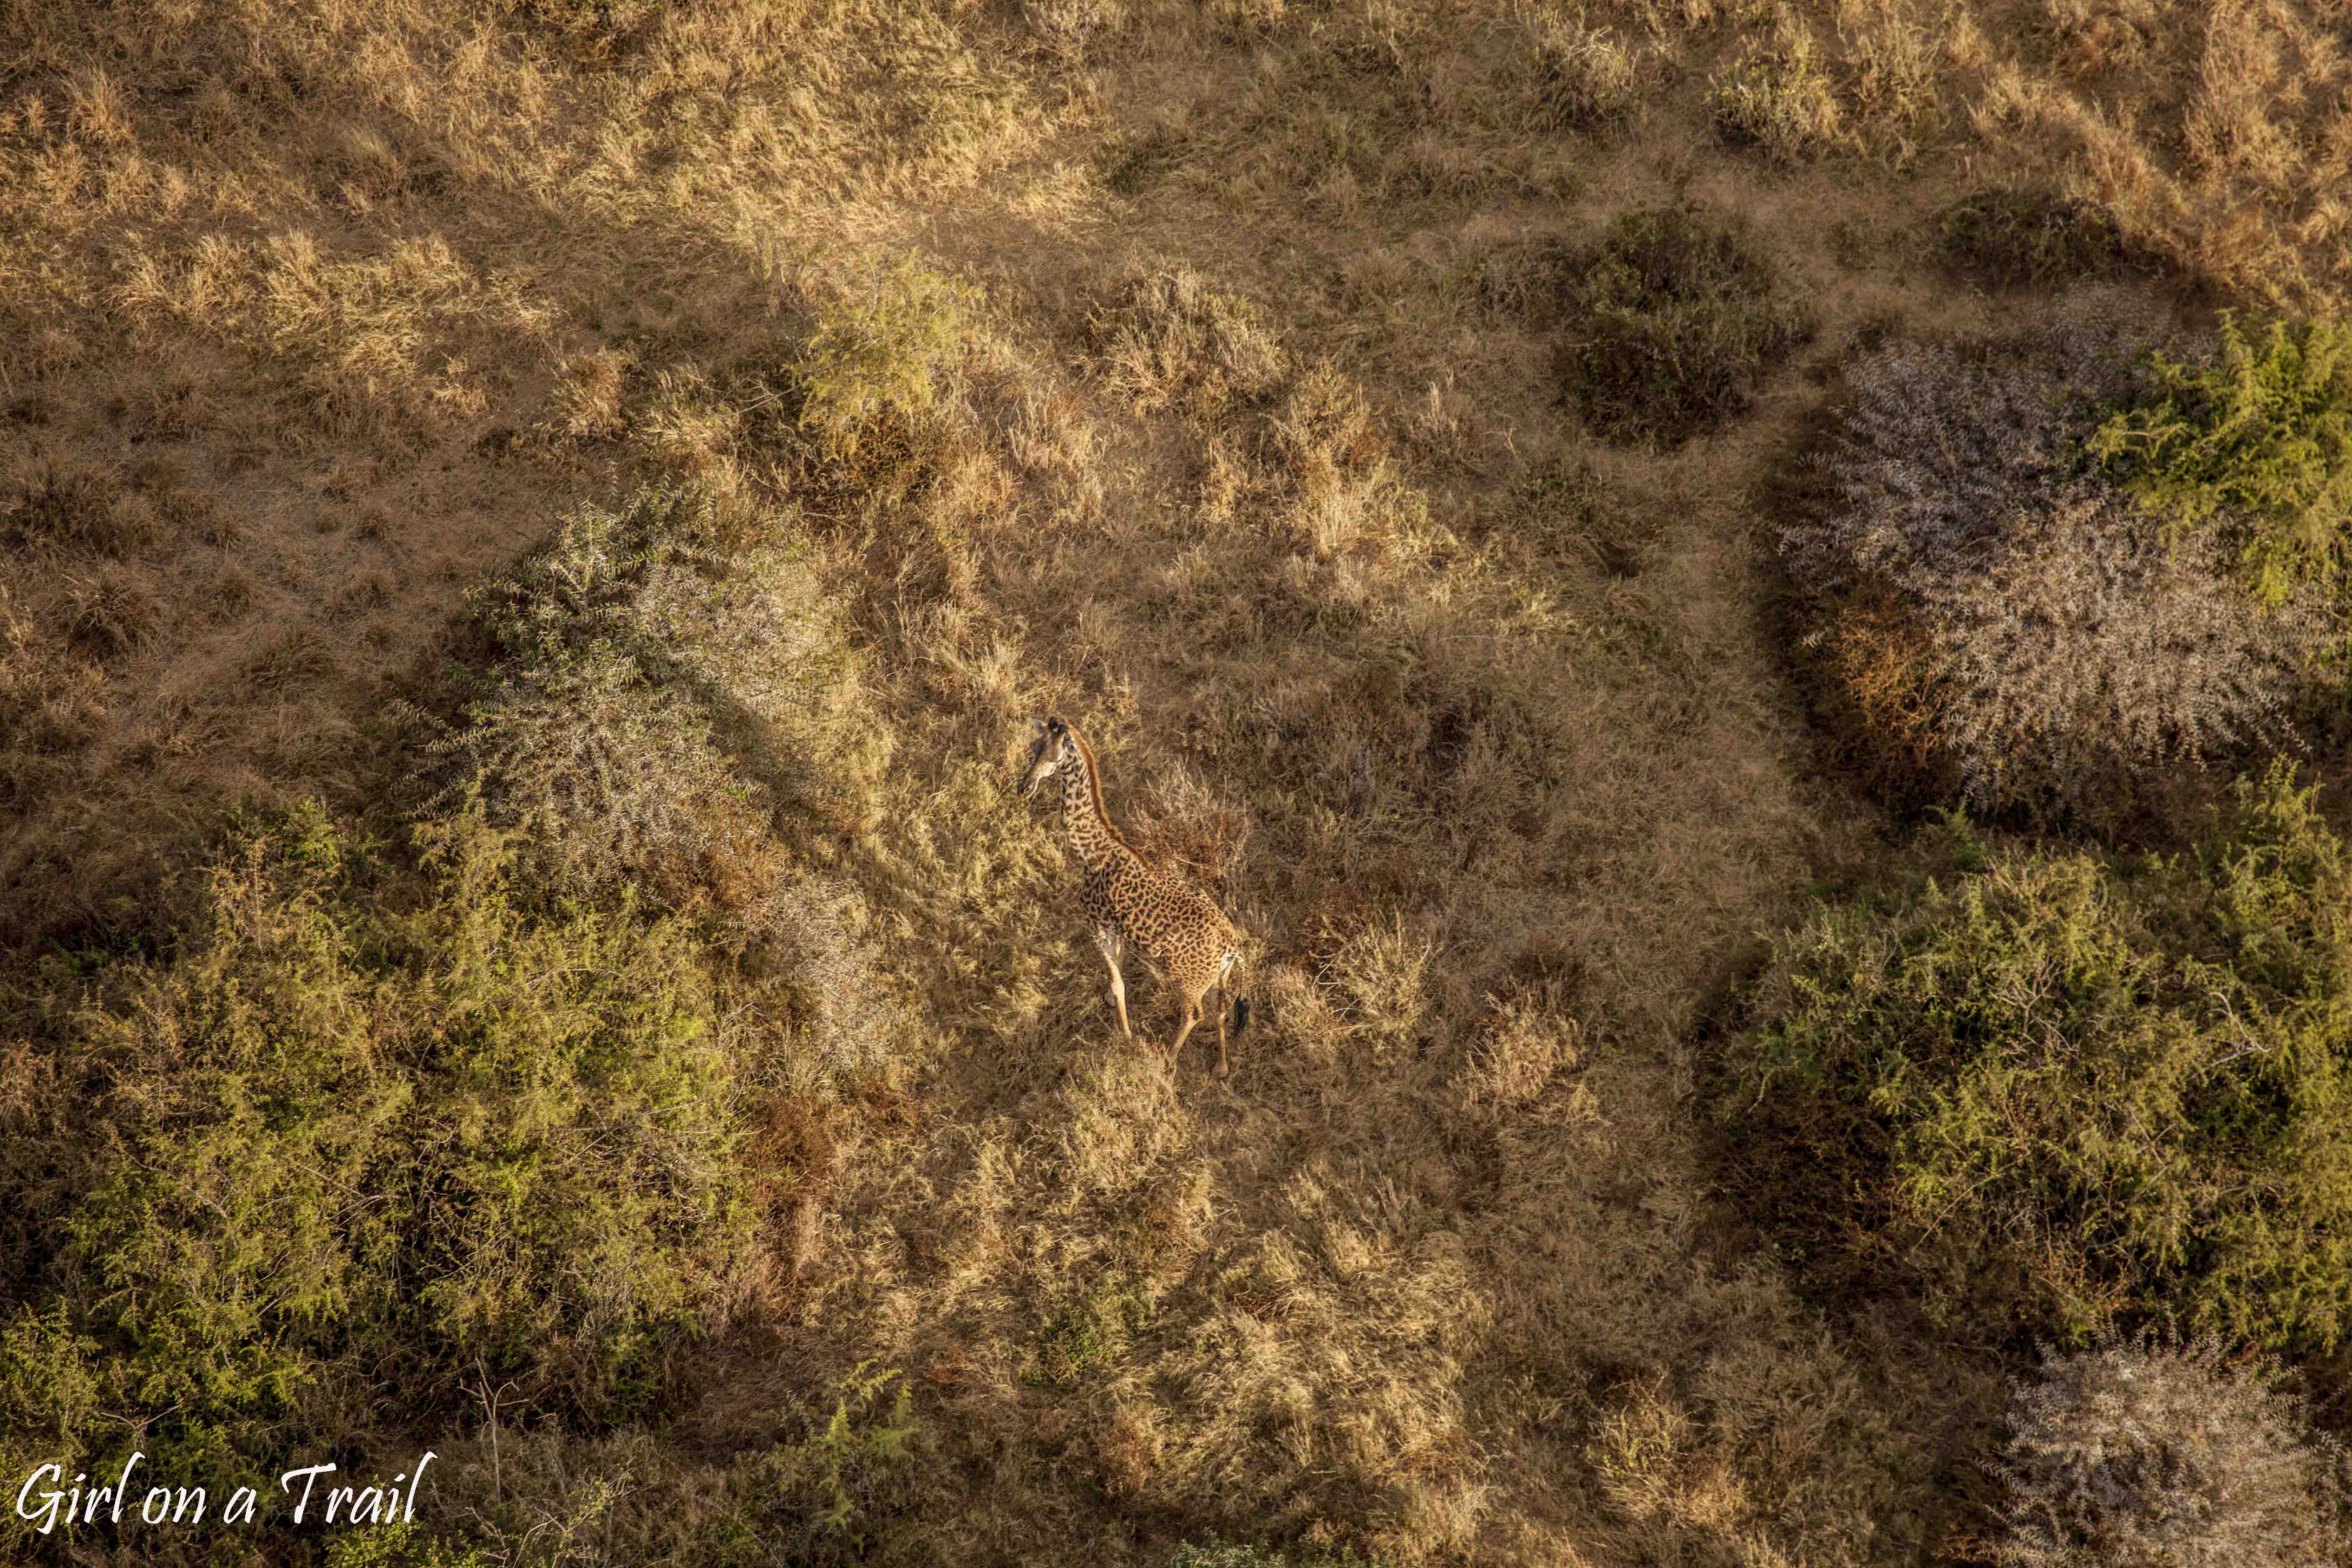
[1065,725,1136,855]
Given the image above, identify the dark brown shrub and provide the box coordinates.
[1553,206,1815,445]
[1936,188,2142,291]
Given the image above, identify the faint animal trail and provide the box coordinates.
[1020,714,1250,1077]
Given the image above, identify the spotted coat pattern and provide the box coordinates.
[1023,716,1248,1075]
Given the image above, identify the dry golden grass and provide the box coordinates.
[3,0,2341,1563]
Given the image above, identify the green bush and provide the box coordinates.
[0,802,754,1484]
[739,1361,918,1565]
[327,1523,495,1568]
[2087,314,2352,608]
[1993,1331,2351,1568]
[1723,770,2352,1353]
[1553,206,1814,445]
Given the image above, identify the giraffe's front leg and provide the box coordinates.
[1097,929,1132,1037]
[1213,982,1229,1079]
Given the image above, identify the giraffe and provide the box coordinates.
[1020,716,1250,1076]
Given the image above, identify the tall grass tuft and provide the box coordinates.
[1706,33,1845,162]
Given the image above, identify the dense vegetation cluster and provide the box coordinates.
[1727,774,2352,1354]
[0,805,754,1480]
[1785,323,2342,819]
[0,472,913,1561]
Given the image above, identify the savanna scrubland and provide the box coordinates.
[4,0,2352,1564]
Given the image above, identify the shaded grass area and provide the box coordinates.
[1933,188,2151,292]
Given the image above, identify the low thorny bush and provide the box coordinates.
[1552,205,1815,446]
[429,483,905,1095]
[1723,769,2352,1357]
[428,485,861,892]
[1993,1331,2351,1567]
[1782,322,2342,821]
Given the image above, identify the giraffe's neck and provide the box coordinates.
[1059,731,1132,873]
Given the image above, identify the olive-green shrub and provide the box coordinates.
[1723,770,2352,1353]
[793,258,979,462]
[2087,313,2352,609]
[0,803,754,1484]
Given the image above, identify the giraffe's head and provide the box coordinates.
[1021,716,1078,797]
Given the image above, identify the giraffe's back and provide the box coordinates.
[1090,855,1235,985]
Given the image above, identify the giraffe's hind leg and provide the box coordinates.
[1097,929,1132,1037]
[1168,993,1201,1069]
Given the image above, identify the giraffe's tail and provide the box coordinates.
[1222,949,1250,1037]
